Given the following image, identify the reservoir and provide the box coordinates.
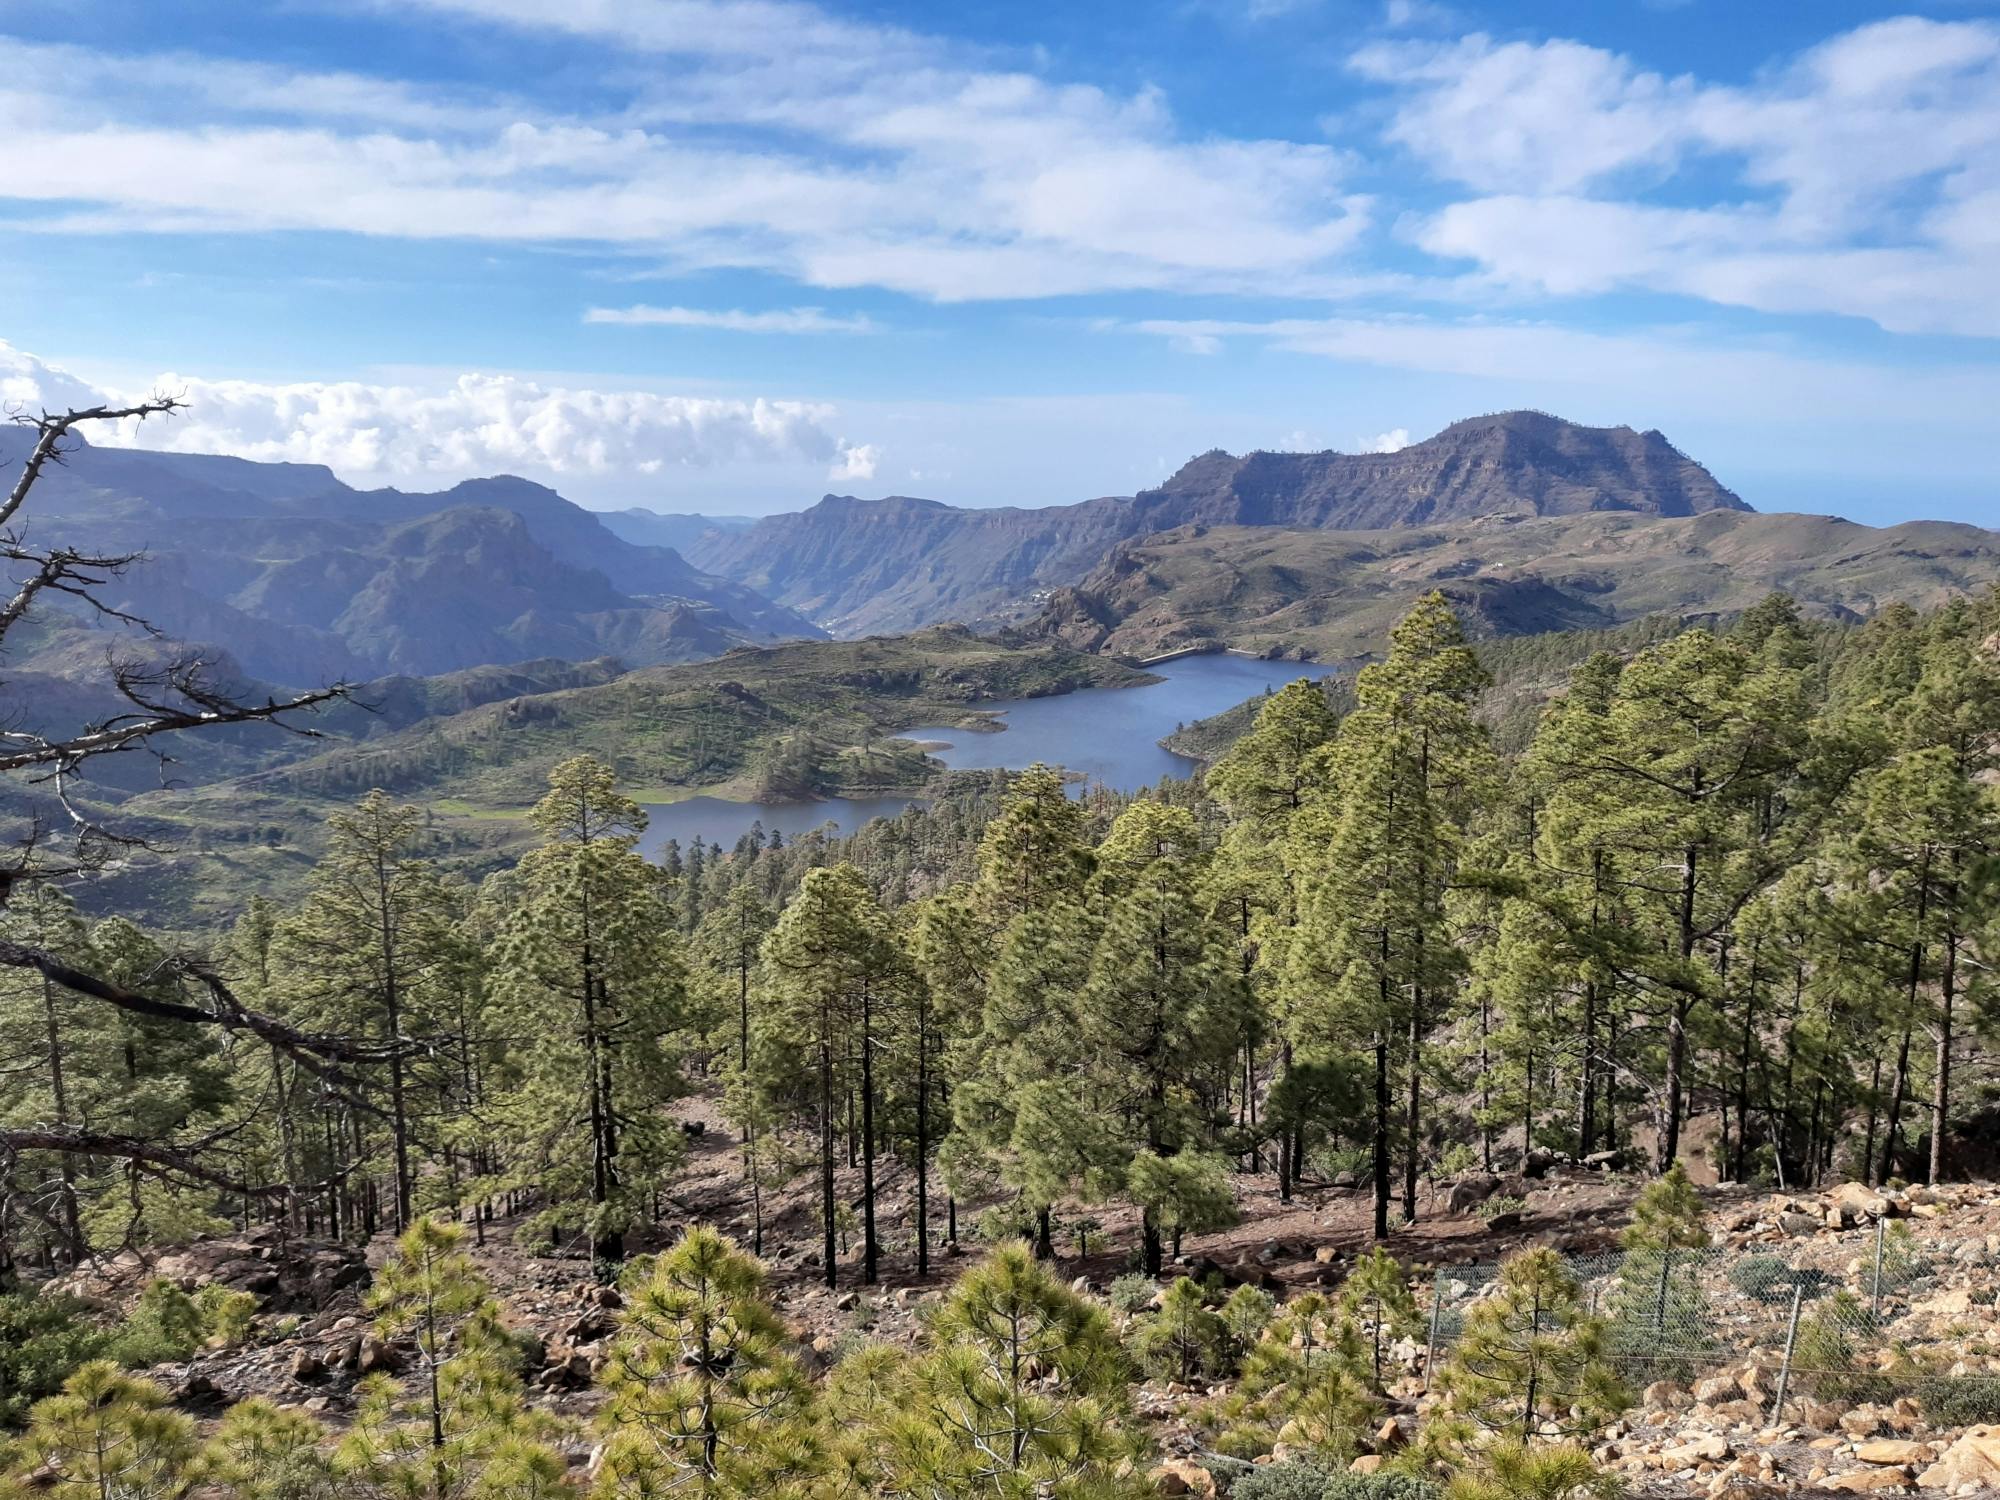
[638,652,1330,857]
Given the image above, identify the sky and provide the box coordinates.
[0,0,1996,524]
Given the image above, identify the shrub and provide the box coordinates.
[0,1293,111,1427]
[111,1279,208,1367]
[1791,1293,1891,1404]
[1231,1461,1338,1500]
[1131,1277,1226,1382]
[1476,1194,1527,1221]
[1323,1476,1443,1500]
[195,1285,259,1348]
[1870,1222,1930,1295]
[1919,1375,2000,1427]
[1728,1255,1834,1305]
[1107,1273,1159,1315]
[974,1200,1037,1246]
[1220,1283,1278,1356]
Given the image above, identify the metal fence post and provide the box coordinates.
[1871,1216,1886,1321]
[1773,1282,1806,1425]
[1654,1244,1674,1337]
[1422,1276,1443,1393]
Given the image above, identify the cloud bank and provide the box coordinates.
[0,341,874,486]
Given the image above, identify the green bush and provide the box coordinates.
[1920,1375,2000,1427]
[195,1284,258,1348]
[1231,1461,1338,1500]
[973,1200,1037,1245]
[1728,1255,1834,1305]
[1321,1476,1442,1500]
[0,1292,112,1427]
[1107,1273,1159,1315]
[111,1279,207,1367]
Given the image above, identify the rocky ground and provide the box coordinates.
[45,1121,2000,1496]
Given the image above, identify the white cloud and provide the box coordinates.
[1351,34,1693,193]
[585,305,877,333]
[0,339,872,487]
[1363,427,1410,453]
[827,443,880,482]
[0,342,107,415]
[0,6,1364,303]
[1354,18,2000,335]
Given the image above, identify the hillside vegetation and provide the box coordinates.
[1021,510,2000,661]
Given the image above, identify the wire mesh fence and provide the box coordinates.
[1414,1220,2000,1425]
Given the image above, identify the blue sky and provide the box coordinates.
[0,0,1995,524]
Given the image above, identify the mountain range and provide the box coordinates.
[15,410,2000,704]
[681,411,1751,634]
[2,430,822,684]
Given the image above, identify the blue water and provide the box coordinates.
[639,653,1331,857]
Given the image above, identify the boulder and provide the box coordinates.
[1148,1458,1216,1497]
[358,1336,400,1375]
[1820,1468,1911,1492]
[1916,1428,2000,1492]
[1448,1175,1501,1214]
[1853,1441,1926,1466]
[1829,1183,1898,1225]
[1642,1379,1691,1411]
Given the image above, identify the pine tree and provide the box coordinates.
[1207,677,1340,835]
[1434,1250,1624,1444]
[338,1217,555,1500]
[0,884,94,1263]
[875,1243,1140,1498]
[198,1398,335,1500]
[971,764,1093,927]
[487,757,686,1265]
[596,1225,821,1498]
[1532,627,1813,1170]
[1284,593,1492,1234]
[14,1360,198,1500]
[759,864,895,1288]
[1208,1291,1376,1467]
[1336,1245,1421,1390]
[1442,1441,1619,1500]
[1079,804,1245,1273]
[1131,1277,1225,1383]
[272,791,455,1233]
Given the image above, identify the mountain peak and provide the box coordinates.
[1145,411,1746,526]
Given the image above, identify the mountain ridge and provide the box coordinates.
[1,430,824,682]
[685,411,1749,633]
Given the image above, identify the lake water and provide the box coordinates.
[638,652,1331,856]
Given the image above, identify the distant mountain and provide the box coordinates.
[5,432,824,682]
[598,507,755,555]
[686,412,1749,634]
[1014,510,2000,661]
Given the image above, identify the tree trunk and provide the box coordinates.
[1372,1031,1390,1241]
[819,1030,837,1289]
[1879,1023,1911,1187]
[860,980,879,1285]
[1277,1041,1294,1202]
[1929,930,1956,1185]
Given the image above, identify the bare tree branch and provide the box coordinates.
[0,1127,285,1200]
[2,400,356,882]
